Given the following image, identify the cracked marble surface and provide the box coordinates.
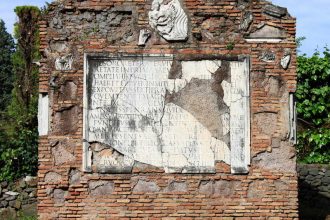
[84,56,249,173]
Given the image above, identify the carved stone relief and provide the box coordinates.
[281,49,291,70]
[149,0,188,41]
[138,29,151,46]
[55,55,73,71]
[260,51,276,62]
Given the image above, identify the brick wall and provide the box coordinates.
[38,0,298,219]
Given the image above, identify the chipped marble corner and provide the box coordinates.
[138,29,151,46]
[260,50,276,63]
[149,0,188,41]
[281,49,291,70]
[55,54,73,71]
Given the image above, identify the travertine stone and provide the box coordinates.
[149,0,188,41]
[38,93,49,136]
[84,55,250,174]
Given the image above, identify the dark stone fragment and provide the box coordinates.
[264,4,288,18]
[309,168,319,176]
[299,168,308,177]
[322,176,330,184]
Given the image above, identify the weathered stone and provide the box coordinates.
[309,168,319,176]
[53,189,67,203]
[199,181,214,195]
[69,169,81,185]
[21,203,37,219]
[213,180,239,196]
[264,4,288,18]
[319,191,330,199]
[0,207,17,219]
[252,141,296,173]
[24,176,38,187]
[52,145,75,165]
[44,172,62,183]
[322,176,330,184]
[149,0,188,41]
[264,76,283,97]
[93,147,134,174]
[84,56,250,174]
[299,168,309,177]
[239,12,253,31]
[164,181,187,193]
[53,105,80,135]
[281,49,291,70]
[29,190,37,198]
[325,170,330,177]
[199,180,239,196]
[13,200,22,209]
[89,181,114,196]
[17,179,26,190]
[5,191,19,197]
[311,179,322,187]
[55,54,73,71]
[133,180,160,193]
[1,181,8,188]
[50,40,68,53]
[254,112,277,136]
[138,29,151,46]
[45,188,53,196]
[6,196,17,201]
[59,81,77,101]
[247,24,286,40]
[260,51,276,62]
[38,93,49,136]
[237,0,251,10]
[0,201,8,208]
[248,180,265,198]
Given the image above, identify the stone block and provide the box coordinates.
[133,180,160,193]
[163,181,187,193]
[44,172,62,183]
[89,181,114,196]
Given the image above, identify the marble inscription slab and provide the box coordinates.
[83,55,250,174]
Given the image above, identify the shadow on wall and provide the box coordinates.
[298,164,330,220]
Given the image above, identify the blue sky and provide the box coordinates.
[0,0,329,56]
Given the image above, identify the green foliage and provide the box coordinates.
[296,48,330,164]
[0,6,40,182]
[0,19,15,111]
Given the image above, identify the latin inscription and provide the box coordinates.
[84,56,250,173]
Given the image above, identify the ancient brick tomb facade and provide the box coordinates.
[38,0,298,219]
